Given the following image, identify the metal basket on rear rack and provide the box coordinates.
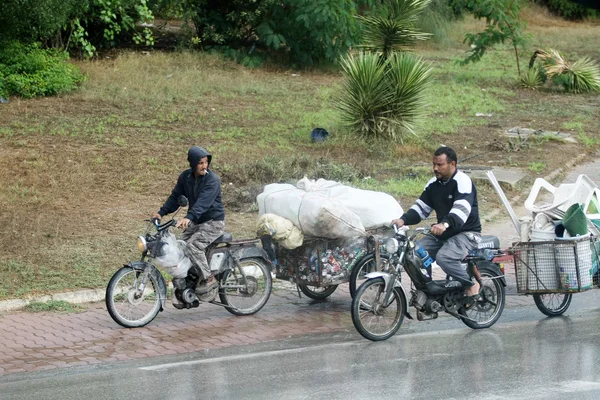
[511,235,600,294]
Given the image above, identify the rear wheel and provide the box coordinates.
[349,254,391,298]
[220,258,272,316]
[351,278,406,341]
[460,269,505,329]
[298,284,338,300]
[106,266,162,328]
[533,293,572,316]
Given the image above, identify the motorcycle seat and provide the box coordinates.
[213,232,233,244]
[426,279,462,295]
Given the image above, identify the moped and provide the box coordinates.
[351,226,506,341]
[106,196,273,328]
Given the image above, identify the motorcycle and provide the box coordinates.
[105,196,273,328]
[351,226,506,341]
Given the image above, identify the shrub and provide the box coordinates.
[0,0,82,43]
[335,52,432,141]
[537,0,599,20]
[158,0,372,66]
[0,42,85,98]
[519,66,544,90]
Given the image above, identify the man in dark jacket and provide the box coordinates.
[392,146,482,298]
[152,146,225,308]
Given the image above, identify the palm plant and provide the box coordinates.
[336,52,432,141]
[358,0,432,60]
[530,49,600,94]
[336,52,394,139]
[519,66,544,90]
[337,0,433,141]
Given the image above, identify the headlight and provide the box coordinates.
[385,238,399,254]
[136,236,147,253]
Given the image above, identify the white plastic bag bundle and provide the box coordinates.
[257,177,403,238]
[154,233,192,278]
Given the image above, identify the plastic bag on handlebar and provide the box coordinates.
[154,232,192,278]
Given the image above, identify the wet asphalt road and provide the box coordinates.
[2,291,600,400]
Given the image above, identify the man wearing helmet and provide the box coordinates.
[152,146,225,308]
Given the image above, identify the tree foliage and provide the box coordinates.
[458,0,529,76]
[0,0,154,58]
[152,0,375,66]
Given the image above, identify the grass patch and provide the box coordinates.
[23,301,85,313]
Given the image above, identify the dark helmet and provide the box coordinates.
[187,146,212,169]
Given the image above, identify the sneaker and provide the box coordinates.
[196,276,218,294]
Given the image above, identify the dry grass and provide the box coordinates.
[1,8,599,300]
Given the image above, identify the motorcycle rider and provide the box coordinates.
[152,146,225,308]
[392,146,482,299]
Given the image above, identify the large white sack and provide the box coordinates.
[297,177,404,230]
[298,192,366,238]
[257,183,366,239]
[257,183,301,227]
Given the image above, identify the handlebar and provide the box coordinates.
[393,224,430,237]
[147,218,177,231]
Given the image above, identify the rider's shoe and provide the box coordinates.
[196,275,218,294]
[172,289,186,309]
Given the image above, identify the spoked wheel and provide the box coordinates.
[460,270,505,329]
[351,278,406,341]
[533,293,572,316]
[298,284,338,300]
[219,258,272,316]
[349,254,391,298]
[106,266,163,328]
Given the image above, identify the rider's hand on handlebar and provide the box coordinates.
[391,218,405,229]
[176,217,191,230]
[151,213,162,226]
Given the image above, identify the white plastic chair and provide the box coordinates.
[524,175,600,234]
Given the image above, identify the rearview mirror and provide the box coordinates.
[178,196,188,207]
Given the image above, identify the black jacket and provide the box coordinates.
[400,169,481,240]
[158,148,225,224]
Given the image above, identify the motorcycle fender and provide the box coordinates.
[478,262,506,286]
[125,261,168,310]
[236,248,274,271]
[364,272,410,318]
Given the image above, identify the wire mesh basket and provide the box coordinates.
[511,235,600,294]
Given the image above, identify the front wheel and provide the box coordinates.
[351,278,406,341]
[460,269,505,329]
[533,293,572,316]
[106,266,163,328]
[298,284,338,300]
[349,253,391,298]
[220,258,272,316]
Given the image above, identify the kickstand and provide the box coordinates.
[295,284,302,298]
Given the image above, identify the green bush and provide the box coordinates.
[0,42,85,98]
[335,52,433,141]
[0,0,82,43]
[537,0,598,20]
[158,0,373,66]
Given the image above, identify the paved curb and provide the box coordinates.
[0,152,591,313]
